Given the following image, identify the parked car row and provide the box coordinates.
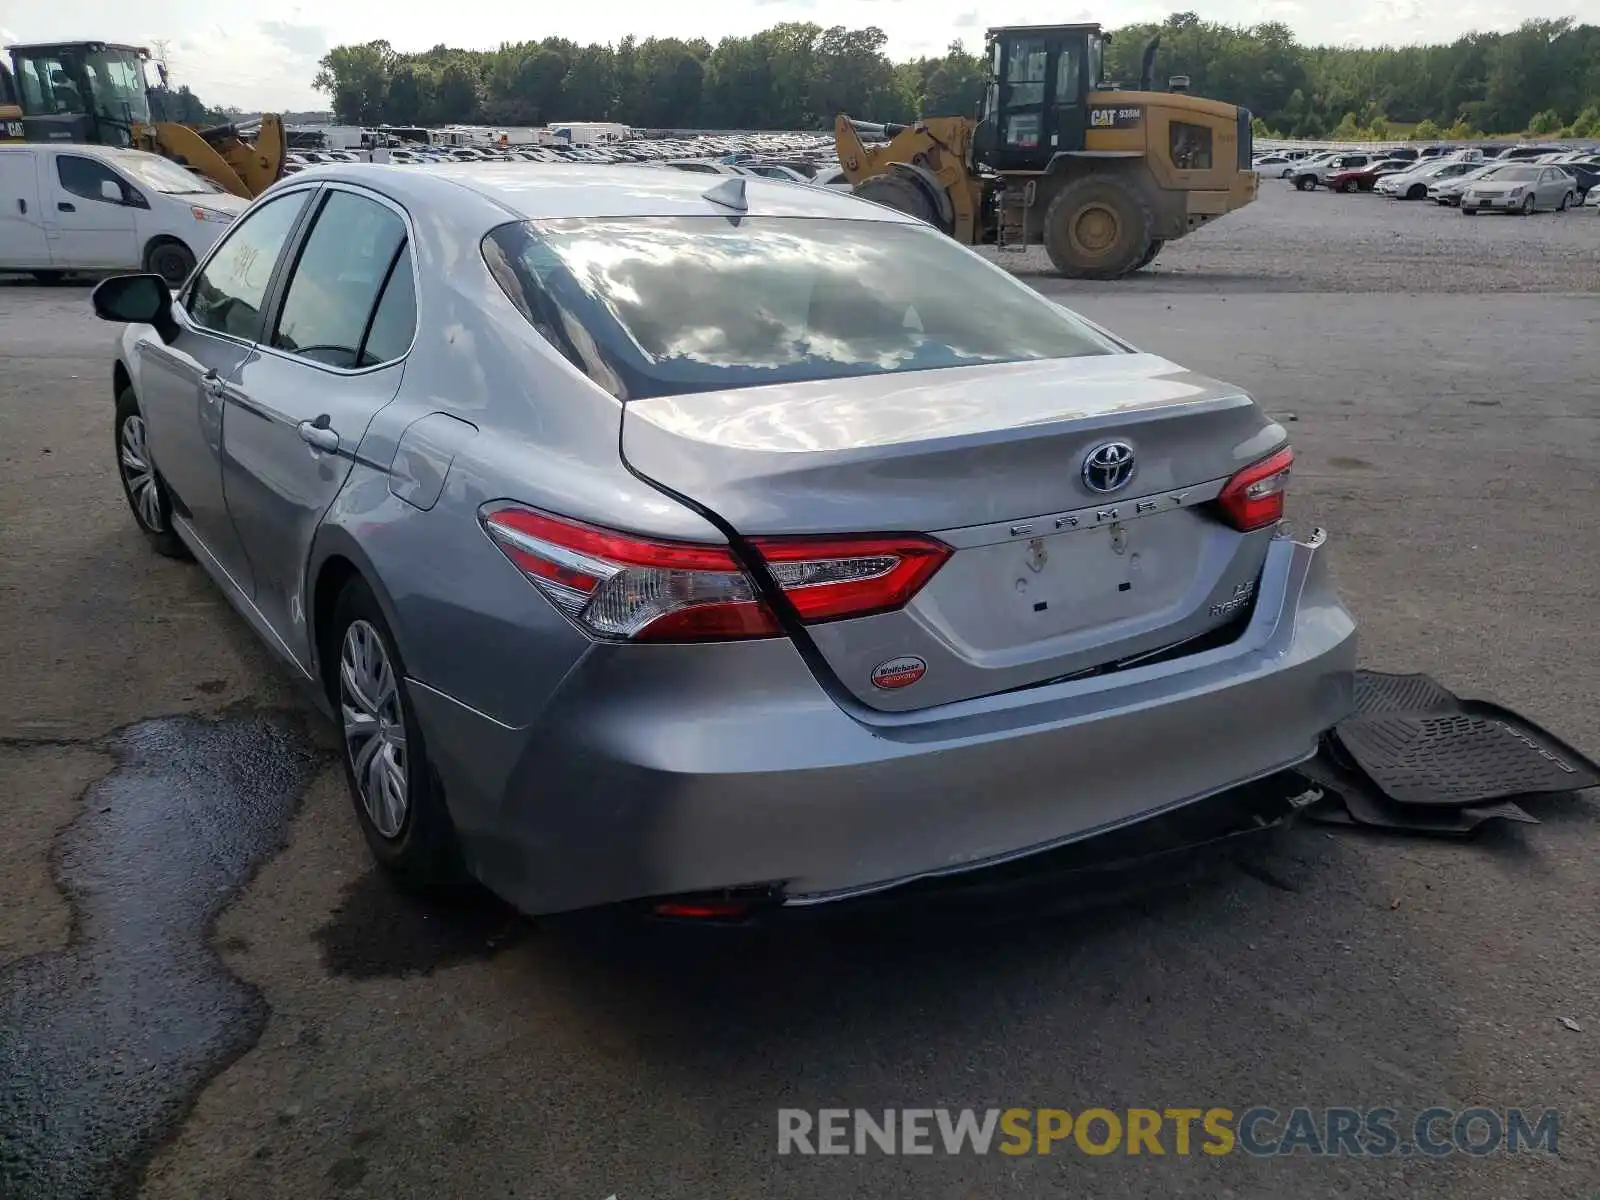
[1259,144,1599,215]
[284,135,848,195]
[284,131,842,176]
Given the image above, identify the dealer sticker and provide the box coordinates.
[871,656,927,690]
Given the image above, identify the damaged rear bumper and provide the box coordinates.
[413,527,1356,916]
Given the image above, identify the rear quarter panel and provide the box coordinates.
[319,196,728,728]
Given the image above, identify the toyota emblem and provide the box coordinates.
[1082,441,1136,494]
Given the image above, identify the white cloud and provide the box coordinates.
[1,0,1573,111]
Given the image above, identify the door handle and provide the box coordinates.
[16,198,25,214]
[200,371,227,400]
[58,201,75,212]
[297,416,341,453]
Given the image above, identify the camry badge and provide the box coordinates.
[871,656,927,690]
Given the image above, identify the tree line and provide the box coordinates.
[303,14,1600,140]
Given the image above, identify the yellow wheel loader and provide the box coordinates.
[1,61,22,141]
[835,24,1258,278]
[4,41,287,198]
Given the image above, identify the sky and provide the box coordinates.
[0,0,1573,111]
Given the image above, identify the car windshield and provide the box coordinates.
[1488,166,1542,182]
[484,216,1119,401]
[117,153,225,194]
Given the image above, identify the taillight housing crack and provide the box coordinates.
[480,504,951,643]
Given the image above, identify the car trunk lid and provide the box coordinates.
[621,354,1288,711]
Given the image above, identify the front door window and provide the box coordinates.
[186,190,310,341]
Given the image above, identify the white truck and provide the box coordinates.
[547,121,633,146]
[0,143,247,283]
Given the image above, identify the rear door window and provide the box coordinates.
[269,190,408,369]
[186,190,310,341]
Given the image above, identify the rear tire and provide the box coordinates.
[1295,175,1317,191]
[329,577,464,893]
[1558,191,1572,212]
[1043,174,1153,280]
[1341,179,1359,193]
[114,387,190,559]
[144,238,197,287]
[850,172,941,228]
[1133,239,1164,271]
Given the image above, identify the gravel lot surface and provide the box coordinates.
[1,185,1597,1200]
[991,180,1600,294]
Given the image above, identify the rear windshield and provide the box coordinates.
[482,216,1118,401]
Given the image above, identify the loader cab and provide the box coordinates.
[979,23,1103,172]
[1,63,23,142]
[7,42,155,148]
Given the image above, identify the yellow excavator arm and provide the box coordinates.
[832,113,984,246]
[135,114,288,199]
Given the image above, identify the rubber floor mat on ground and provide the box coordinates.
[1302,670,1598,833]
[1334,706,1600,808]
[1295,740,1534,834]
[1352,670,1464,716]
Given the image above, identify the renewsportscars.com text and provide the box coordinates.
[777,1107,1559,1158]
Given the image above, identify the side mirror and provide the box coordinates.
[1168,75,1191,92]
[100,179,123,204]
[91,274,180,344]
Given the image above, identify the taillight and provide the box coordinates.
[481,506,951,642]
[751,534,951,623]
[1217,446,1293,531]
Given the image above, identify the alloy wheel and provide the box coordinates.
[340,619,409,839]
[118,414,165,532]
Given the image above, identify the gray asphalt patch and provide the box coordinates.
[0,714,321,1200]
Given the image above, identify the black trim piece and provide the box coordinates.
[1006,606,1255,696]
[257,186,329,351]
[354,239,408,368]
[1237,107,1254,171]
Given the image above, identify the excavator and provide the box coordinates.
[0,41,286,198]
[835,23,1258,278]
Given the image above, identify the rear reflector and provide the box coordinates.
[650,899,759,921]
[1217,446,1293,531]
[481,505,951,642]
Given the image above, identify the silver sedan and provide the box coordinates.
[91,163,1356,917]
[1461,164,1578,214]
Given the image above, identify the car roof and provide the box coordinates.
[0,142,168,168]
[292,161,912,224]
